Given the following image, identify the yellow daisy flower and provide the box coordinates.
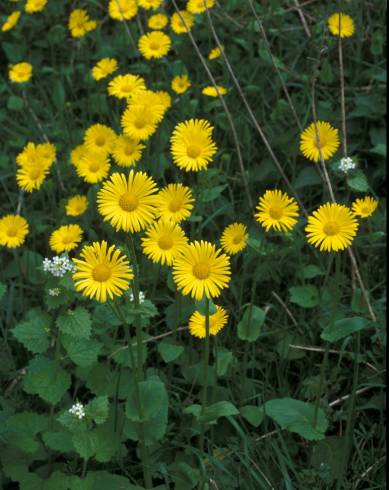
[171,75,191,94]
[189,306,228,339]
[187,0,216,14]
[255,190,299,232]
[138,31,171,60]
[16,142,55,168]
[208,46,223,60]
[306,203,358,252]
[65,195,88,217]
[2,11,21,32]
[97,171,159,233]
[148,13,168,30]
[138,0,163,10]
[108,0,138,21]
[202,85,228,97]
[49,224,84,254]
[220,223,248,255]
[0,215,29,248]
[107,74,146,100]
[111,135,145,167]
[156,183,194,223]
[172,240,231,300]
[25,0,47,13]
[84,124,117,155]
[171,119,217,172]
[328,12,355,38]
[38,142,56,166]
[92,58,118,81]
[74,152,111,184]
[300,121,340,162]
[9,62,32,83]
[171,11,194,34]
[130,89,170,118]
[141,220,188,266]
[121,105,159,141]
[68,9,97,38]
[73,241,133,303]
[16,162,50,192]
[70,144,88,167]
[155,90,172,112]
[351,196,378,218]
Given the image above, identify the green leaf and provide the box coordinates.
[61,335,102,367]
[347,170,369,192]
[72,431,97,460]
[11,309,51,354]
[216,348,233,376]
[42,430,74,452]
[276,334,306,360]
[237,305,266,341]
[69,471,142,490]
[289,285,319,308]
[158,341,184,363]
[184,401,239,424]
[126,378,167,423]
[93,428,120,463]
[300,265,324,279]
[57,307,91,339]
[195,297,217,315]
[265,398,328,440]
[23,355,70,405]
[85,396,109,425]
[0,282,6,301]
[321,317,369,342]
[240,405,264,427]
[7,412,48,453]
[7,95,24,111]
[201,184,227,202]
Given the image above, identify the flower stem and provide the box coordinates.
[199,297,211,451]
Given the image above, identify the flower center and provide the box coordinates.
[119,192,139,211]
[92,263,112,282]
[232,235,243,245]
[122,84,133,93]
[192,262,211,280]
[168,198,183,212]
[61,233,74,244]
[29,167,41,180]
[314,135,327,149]
[89,162,101,172]
[323,221,340,236]
[269,206,284,220]
[95,136,106,147]
[186,145,201,159]
[158,234,173,250]
[6,225,18,237]
[150,41,160,51]
[124,142,135,155]
[134,116,147,129]
[361,206,370,215]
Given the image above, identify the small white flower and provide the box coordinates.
[69,402,85,419]
[42,255,76,277]
[338,156,357,174]
[48,288,60,296]
[129,290,146,303]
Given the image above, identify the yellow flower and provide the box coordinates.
[328,12,355,38]
[9,62,32,83]
[300,121,340,162]
[351,196,378,218]
[2,11,21,32]
[306,203,358,252]
[97,171,159,233]
[84,124,117,155]
[220,223,248,255]
[121,104,159,141]
[131,89,170,117]
[70,144,88,167]
[73,241,133,303]
[171,75,191,94]
[74,152,111,184]
[25,0,47,13]
[172,240,231,300]
[49,224,84,254]
[138,31,171,60]
[155,90,172,112]
[108,73,146,100]
[92,58,118,81]
[208,46,223,60]
[142,220,188,266]
[0,214,29,248]
[189,306,228,339]
[138,0,163,10]
[187,0,216,14]
[171,119,217,172]
[16,142,55,169]
[148,13,168,30]
[156,183,194,223]
[111,135,145,167]
[16,161,50,192]
[65,195,88,217]
[108,0,138,21]
[255,190,299,232]
[171,10,194,34]
[68,9,97,38]
[202,85,228,97]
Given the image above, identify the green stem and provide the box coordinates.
[313,341,329,428]
[199,298,211,452]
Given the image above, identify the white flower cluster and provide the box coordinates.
[69,402,85,419]
[338,156,357,174]
[42,255,76,277]
[129,291,146,303]
[48,288,60,296]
